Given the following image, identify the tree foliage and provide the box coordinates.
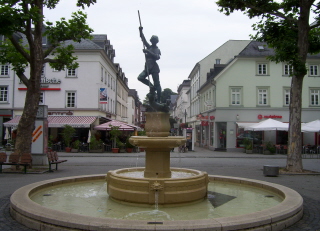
[216,0,320,172]
[0,0,96,156]
[160,88,177,104]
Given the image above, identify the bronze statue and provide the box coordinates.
[137,11,169,112]
[137,26,162,102]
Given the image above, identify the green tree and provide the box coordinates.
[0,0,96,158]
[160,88,177,104]
[217,0,320,172]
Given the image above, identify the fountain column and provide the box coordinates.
[144,112,171,178]
[144,147,171,177]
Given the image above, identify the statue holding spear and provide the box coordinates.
[137,10,162,103]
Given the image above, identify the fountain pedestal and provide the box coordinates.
[106,112,209,205]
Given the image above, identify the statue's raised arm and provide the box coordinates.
[139,27,150,49]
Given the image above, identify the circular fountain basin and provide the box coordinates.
[10,174,303,231]
[107,167,209,205]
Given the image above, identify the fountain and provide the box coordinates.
[9,110,303,230]
[9,28,303,230]
[107,111,209,205]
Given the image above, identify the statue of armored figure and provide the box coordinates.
[137,26,169,112]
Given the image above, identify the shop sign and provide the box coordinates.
[205,100,213,107]
[258,114,282,119]
[20,77,61,84]
[201,121,209,126]
[197,114,208,120]
[210,116,215,120]
[48,111,73,116]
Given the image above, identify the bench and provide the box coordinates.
[47,151,67,172]
[0,152,32,174]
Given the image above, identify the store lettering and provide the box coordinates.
[48,111,73,116]
[19,78,61,84]
[258,114,282,119]
[41,78,61,84]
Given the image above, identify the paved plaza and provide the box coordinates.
[1,147,319,230]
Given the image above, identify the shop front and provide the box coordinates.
[195,114,216,150]
[4,115,99,151]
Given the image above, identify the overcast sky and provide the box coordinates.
[44,0,258,100]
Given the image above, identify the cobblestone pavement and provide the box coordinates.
[0,148,319,230]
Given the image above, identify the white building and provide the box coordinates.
[174,80,190,135]
[194,40,320,152]
[188,40,251,147]
[1,34,131,146]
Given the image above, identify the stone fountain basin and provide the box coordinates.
[10,174,303,231]
[107,167,209,205]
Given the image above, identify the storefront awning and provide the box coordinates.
[236,122,257,129]
[4,116,97,128]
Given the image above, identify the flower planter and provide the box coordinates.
[111,148,120,153]
[126,148,133,153]
[65,147,72,152]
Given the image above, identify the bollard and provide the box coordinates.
[263,165,279,177]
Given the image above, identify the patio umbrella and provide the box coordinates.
[4,127,10,140]
[87,130,91,143]
[245,118,288,131]
[301,119,320,132]
[94,120,137,131]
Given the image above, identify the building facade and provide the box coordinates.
[188,40,251,148]
[1,34,133,146]
[195,41,320,152]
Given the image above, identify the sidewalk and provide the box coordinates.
[0,146,319,230]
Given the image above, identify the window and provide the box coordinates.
[230,87,241,105]
[310,89,320,106]
[283,64,293,76]
[309,65,319,76]
[101,67,104,82]
[41,65,45,76]
[0,65,9,77]
[66,91,76,108]
[42,36,47,45]
[284,88,290,106]
[0,86,8,102]
[39,92,44,105]
[216,59,221,64]
[257,63,268,75]
[258,88,268,105]
[67,68,77,77]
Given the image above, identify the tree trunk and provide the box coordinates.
[286,2,311,172]
[14,4,44,163]
[286,75,303,172]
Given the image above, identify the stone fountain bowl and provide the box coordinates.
[107,167,209,205]
[10,174,303,231]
